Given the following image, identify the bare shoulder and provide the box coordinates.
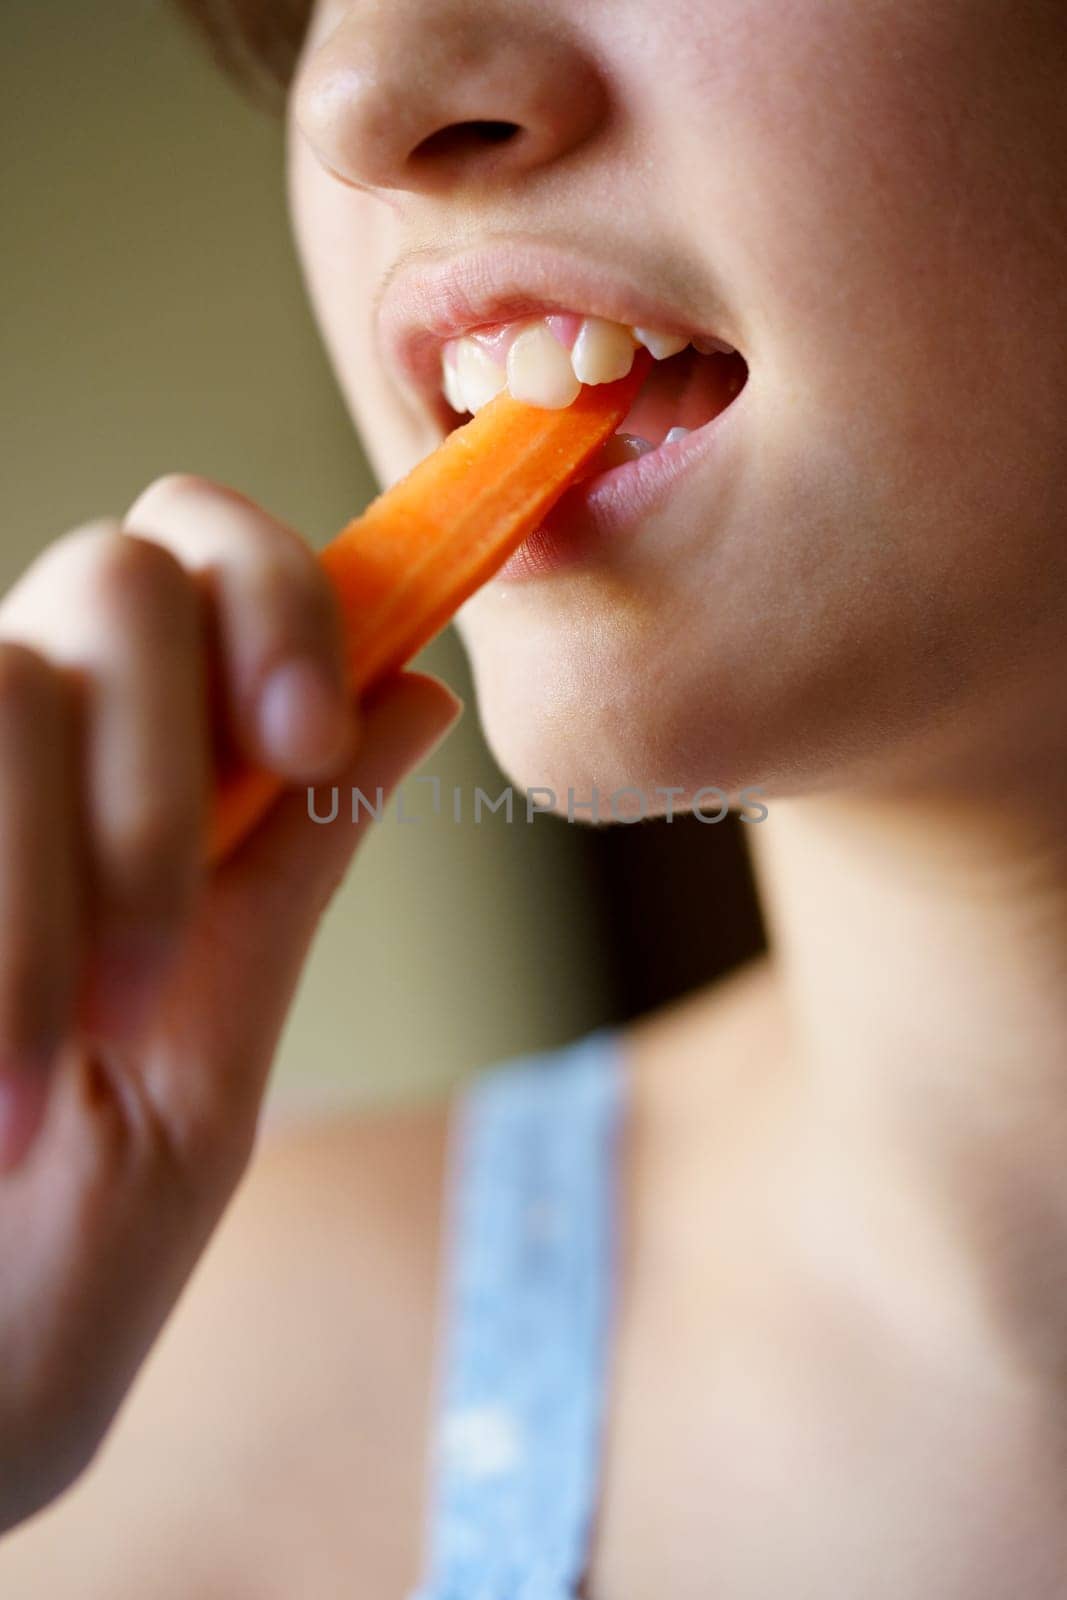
[0,968,782,1599]
[0,1096,454,1600]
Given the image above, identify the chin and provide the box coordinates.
[459,609,782,821]
[456,532,1040,820]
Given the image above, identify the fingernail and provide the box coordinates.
[258,658,353,775]
[0,1066,50,1174]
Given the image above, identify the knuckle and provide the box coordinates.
[49,517,124,558]
[45,517,125,575]
[132,471,213,517]
[0,522,122,637]
[130,472,254,531]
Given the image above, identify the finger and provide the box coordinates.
[2,522,211,1042]
[73,533,210,1040]
[138,672,462,1164]
[0,643,79,1172]
[124,475,356,782]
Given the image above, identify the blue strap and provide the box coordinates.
[409,1029,625,1600]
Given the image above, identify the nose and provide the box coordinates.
[292,0,609,197]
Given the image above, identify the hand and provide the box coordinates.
[0,475,461,1533]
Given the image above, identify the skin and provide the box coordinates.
[289,0,1067,805]
[0,494,462,1532]
[1,0,1067,1595]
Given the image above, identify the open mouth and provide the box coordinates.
[581,339,748,477]
[437,312,749,480]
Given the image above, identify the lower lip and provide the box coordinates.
[493,388,746,583]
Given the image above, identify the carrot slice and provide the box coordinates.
[206,351,650,864]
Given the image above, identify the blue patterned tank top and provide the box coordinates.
[408,1027,626,1600]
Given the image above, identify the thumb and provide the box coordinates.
[145,671,462,1122]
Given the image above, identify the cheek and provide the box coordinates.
[286,132,438,485]
[662,0,1067,392]
[459,355,1067,808]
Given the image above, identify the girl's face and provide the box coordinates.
[288,0,1067,807]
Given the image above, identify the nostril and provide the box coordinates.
[412,120,523,164]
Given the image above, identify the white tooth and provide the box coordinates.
[442,352,468,414]
[663,426,692,444]
[506,321,582,409]
[570,317,637,385]
[454,338,507,413]
[631,326,689,360]
[692,334,737,355]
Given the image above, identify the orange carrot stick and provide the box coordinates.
[206,351,650,865]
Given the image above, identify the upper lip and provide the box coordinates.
[376,236,738,429]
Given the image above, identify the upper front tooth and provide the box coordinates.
[454,340,507,413]
[442,352,468,414]
[631,326,689,360]
[506,321,582,409]
[571,317,637,385]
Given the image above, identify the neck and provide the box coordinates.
[745,765,1067,1375]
